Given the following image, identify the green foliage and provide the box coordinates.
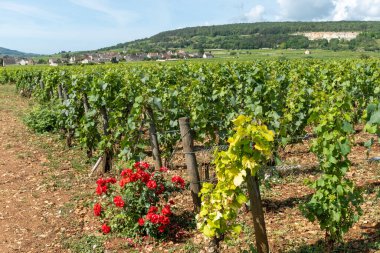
[364,103,380,136]
[3,59,380,171]
[24,104,59,133]
[302,175,362,241]
[197,115,274,238]
[301,84,363,245]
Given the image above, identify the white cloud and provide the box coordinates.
[274,0,380,21]
[69,0,138,25]
[245,5,265,22]
[331,0,380,20]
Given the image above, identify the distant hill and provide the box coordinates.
[101,21,380,52]
[0,47,39,57]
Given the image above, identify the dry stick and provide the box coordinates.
[246,172,269,253]
[146,106,163,170]
[178,117,201,212]
[100,106,112,173]
[89,157,103,177]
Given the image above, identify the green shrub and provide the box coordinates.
[24,105,59,133]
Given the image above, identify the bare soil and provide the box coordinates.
[0,85,67,252]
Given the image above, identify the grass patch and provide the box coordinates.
[62,235,105,253]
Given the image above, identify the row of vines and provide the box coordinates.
[1,59,379,252]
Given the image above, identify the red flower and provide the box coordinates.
[147,180,157,189]
[161,205,172,216]
[159,215,170,225]
[159,166,168,172]
[95,177,110,195]
[148,206,158,214]
[121,168,133,177]
[119,177,130,187]
[134,161,150,170]
[96,185,103,195]
[93,203,102,216]
[113,196,125,208]
[169,200,175,205]
[148,214,160,224]
[102,224,111,234]
[96,178,106,185]
[141,162,150,169]
[95,184,108,195]
[139,170,151,183]
[106,177,117,184]
[138,218,145,226]
[129,173,139,182]
[146,212,154,221]
[172,176,185,189]
[158,225,166,233]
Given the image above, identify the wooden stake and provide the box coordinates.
[100,106,112,173]
[146,107,163,170]
[246,172,269,253]
[179,117,201,212]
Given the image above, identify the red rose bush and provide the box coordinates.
[93,161,185,238]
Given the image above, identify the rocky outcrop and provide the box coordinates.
[294,32,360,41]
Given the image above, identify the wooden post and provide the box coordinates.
[62,84,69,100]
[246,172,269,253]
[39,80,45,90]
[146,107,163,170]
[49,88,54,100]
[100,106,112,173]
[82,93,90,114]
[57,84,64,102]
[179,117,201,212]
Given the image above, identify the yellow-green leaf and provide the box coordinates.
[233,170,246,186]
[202,225,215,237]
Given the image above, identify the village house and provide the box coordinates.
[147,52,160,59]
[177,50,188,59]
[69,56,76,64]
[48,58,59,66]
[124,53,147,62]
[188,52,201,58]
[203,52,214,59]
[81,54,94,64]
[18,59,29,66]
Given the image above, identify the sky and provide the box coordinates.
[1,0,380,54]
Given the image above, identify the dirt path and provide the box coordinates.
[0,85,70,252]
